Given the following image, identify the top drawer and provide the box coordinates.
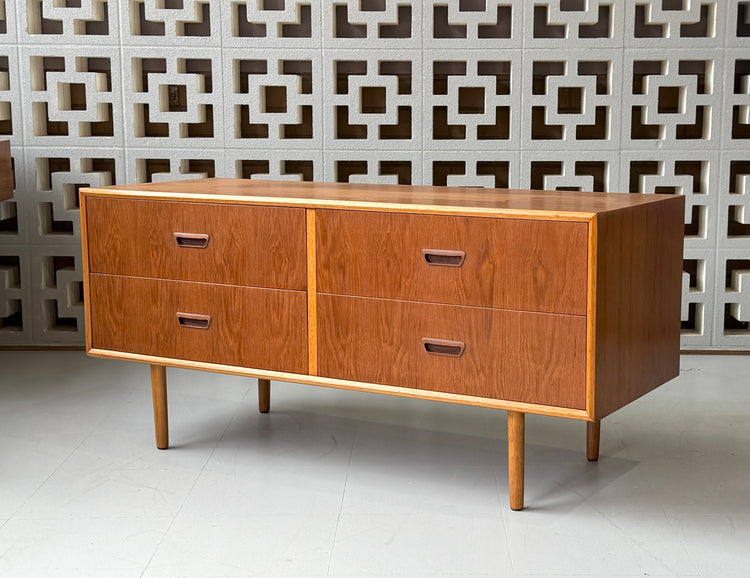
[85,197,306,290]
[316,210,588,315]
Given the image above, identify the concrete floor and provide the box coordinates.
[0,351,748,577]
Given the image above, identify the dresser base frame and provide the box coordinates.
[143,360,601,511]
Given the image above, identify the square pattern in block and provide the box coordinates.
[224,149,323,182]
[424,52,522,151]
[423,151,521,189]
[723,50,750,150]
[24,147,125,246]
[20,0,120,45]
[123,47,224,149]
[714,249,750,348]
[122,0,220,46]
[20,46,123,147]
[423,1,521,49]
[681,248,716,348]
[621,150,720,250]
[0,245,32,345]
[125,148,225,184]
[30,246,84,344]
[223,1,320,49]
[717,153,750,250]
[521,150,620,193]
[524,1,625,48]
[622,50,721,149]
[224,49,322,150]
[325,51,421,150]
[523,50,622,151]
[323,1,421,48]
[324,150,422,185]
[0,46,21,145]
[623,0,724,48]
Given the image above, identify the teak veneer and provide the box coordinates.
[80,178,685,510]
[0,141,13,202]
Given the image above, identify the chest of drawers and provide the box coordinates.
[80,178,684,510]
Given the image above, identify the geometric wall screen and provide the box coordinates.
[0,0,748,349]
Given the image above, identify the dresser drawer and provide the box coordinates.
[86,197,306,289]
[317,294,587,409]
[89,274,308,373]
[316,210,588,315]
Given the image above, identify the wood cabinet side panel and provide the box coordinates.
[594,196,684,418]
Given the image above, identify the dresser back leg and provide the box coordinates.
[258,378,270,413]
[508,410,525,511]
[587,420,601,461]
[150,365,169,449]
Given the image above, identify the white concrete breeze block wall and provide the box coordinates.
[0,0,748,349]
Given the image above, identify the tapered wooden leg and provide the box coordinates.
[258,378,270,413]
[508,410,525,511]
[587,419,601,461]
[150,365,168,450]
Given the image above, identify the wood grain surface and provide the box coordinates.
[316,210,588,315]
[89,274,308,373]
[86,197,306,289]
[83,178,677,220]
[0,141,13,201]
[317,294,587,409]
[594,195,684,418]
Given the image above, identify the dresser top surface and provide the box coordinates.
[83,178,679,220]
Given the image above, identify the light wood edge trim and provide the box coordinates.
[585,214,597,421]
[85,348,590,420]
[79,190,593,223]
[307,209,317,376]
[79,194,93,352]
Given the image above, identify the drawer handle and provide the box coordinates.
[422,249,465,267]
[422,338,465,357]
[177,312,212,330]
[174,232,209,249]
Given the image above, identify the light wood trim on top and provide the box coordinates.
[81,178,677,222]
[86,347,591,421]
[0,140,12,201]
[307,210,318,376]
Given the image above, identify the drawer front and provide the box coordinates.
[86,197,306,289]
[89,274,308,373]
[316,210,588,315]
[318,294,587,409]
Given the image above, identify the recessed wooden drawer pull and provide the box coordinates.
[422,249,466,267]
[174,232,209,248]
[422,338,466,357]
[177,312,212,330]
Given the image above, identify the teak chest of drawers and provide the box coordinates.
[80,178,685,510]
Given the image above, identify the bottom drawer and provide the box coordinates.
[89,274,308,373]
[318,294,587,410]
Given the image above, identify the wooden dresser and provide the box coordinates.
[80,178,685,510]
[0,141,12,201]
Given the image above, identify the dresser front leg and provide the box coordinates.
[508,410,525,511]
[258,378,270,413]
[587,419,601,461]
[150,365,169,449]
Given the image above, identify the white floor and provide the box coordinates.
[0,352,748,577]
